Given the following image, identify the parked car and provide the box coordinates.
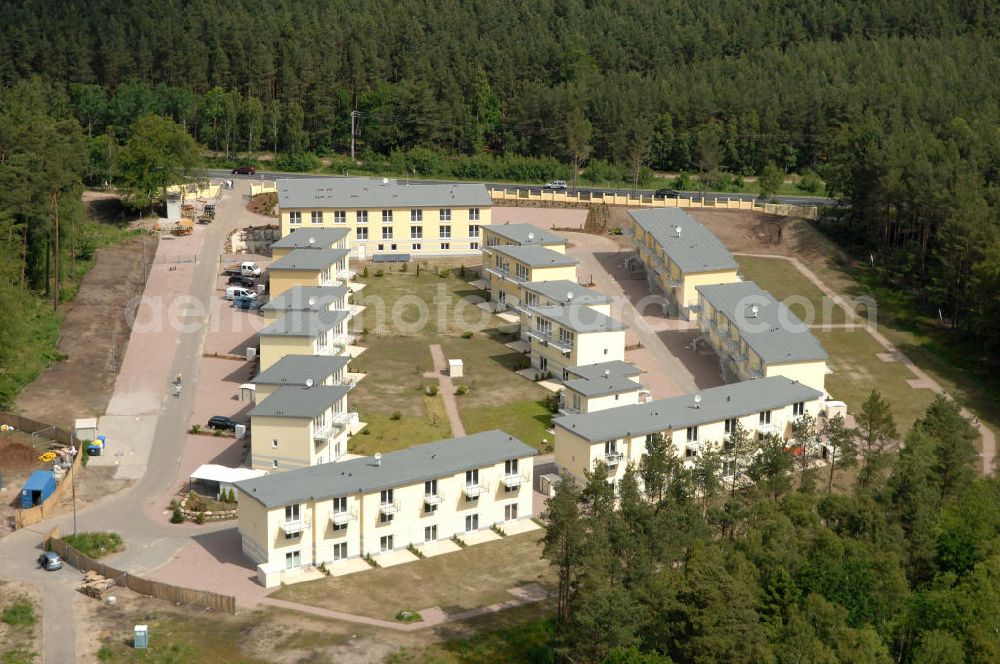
[543,180,568,191]
[654,188,681,199]
[232,165,256,175]
[38,551,63,571]
[233,294,262,310]
[207,416,238,431]
[222,261,263,278]
[225,286,258,301]
[227,275,256,287]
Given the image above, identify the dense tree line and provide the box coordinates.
[542,393,998,663]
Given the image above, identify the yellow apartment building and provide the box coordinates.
[260,285,350,321]
[554,376,825,485]
[257,310,353,371]
[251,354,352,403]
[521,304,627,380]
[559,360,646,414]
[271,227,351,259]
[481,223,567,254]
[518,280,613,317]
[697,282,829,393]
[276,177,493,258]
[627,209,740,321]
[268,248,352,298]
[235,430,537,587]
[484,245,579,310]
[249,384,353,472]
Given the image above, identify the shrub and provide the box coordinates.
[461,330,474,339]
[395,610,423,623]
[400,262,408,272]
[361,265,369,278]
[374,269,384,277]
[214,429,224,437]
[455,385,469,396]
[459,264,466,277]
[390,411,402,421]
[189,424,201,434]
[97,645,114,662]
[274,151,321,172]
[62,531,125,559]
[1,598,36,627]
[406,543,425,559]
[798,170,824,194]
[170,506,184,524]
[425,384,439,396]
[194,511,205,524]
[362,428,371,435]
[438,268,450,278]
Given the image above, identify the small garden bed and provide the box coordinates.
[172,491,238,524]
[62,531,125,559]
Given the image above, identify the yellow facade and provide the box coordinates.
[258,336,313,371]
[560,387,640,415]
[481,227,566,254]
[528,328,626,380]
[269,268,343,299]
[249,410,349,472]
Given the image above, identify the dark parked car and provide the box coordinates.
[653,188,680,199]
[38,551,63,571]
[227,275,256,287]
[232,165,256,175]
[207,416,239,431]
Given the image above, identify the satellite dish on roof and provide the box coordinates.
[374,451,383,466]
[308,297,317,307]
[750,304,759,318]
[566,291,574,301]
[604,369,611,378]
[528,232,535,240]
[694,394,702,408]
[675,226,682,237]
[308,236,316,245]
[305,378,314,388]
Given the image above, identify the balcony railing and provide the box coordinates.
[758,423,780,436]
[331,510,356,526]
[332,333,356,347]
[463,481,487,498]
[604,451,624,465]
[423,492,444,506]
[502,473,528,489]
[337,268,357,281]
[282,519,304,535]
[525,328,551,344]
[313,424,334,441]
[549,336,574,353]
[379,501,400,516]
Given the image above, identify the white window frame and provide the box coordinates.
[311,211,323,225]
[381,210,393,224]
[356,227,368,240]
[469,224,480,238]
[333,542,347,560]
[439,225,451,239]
[440,242,450,250]
[469,208,480,221]
[382,227,393,240]
[285,551,301,569]
[380,535,394,552]
[411,226,423,239]
[288,211,302,225]
[439,208,451,222]
[333,210,346,224]
[411,209,423,223]
[357,210,368,224]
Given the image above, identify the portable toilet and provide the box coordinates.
[134,625,148,649]
[20,471,57,508]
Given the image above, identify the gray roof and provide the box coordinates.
[697,282,829,364]
[522,280,613,306]
[628,208,739,274]
[269,248,350,271]
[250,385,349,419]
[553,376,823,443]
[527,304,628,333]
[565,361,642,381]
[271,227,350,250]
[493,244,578,268]
[235,430,536,509]
[254,355,350,386]
[485,223,565,246]
[260,286,349,314]
[562,376,642,398]
[259,310,349,338]
[277,177,492,210]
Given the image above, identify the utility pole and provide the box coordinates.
[350,110,361,162]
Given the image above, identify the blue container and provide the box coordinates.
[20,470,56,508]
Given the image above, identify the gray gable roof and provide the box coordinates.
[553,376,823,443]
[485,223,565,246]
[259,310,349,337]
[562,376,641,398]
[250,384,349,419]
[696,282,829,364]
[522,280,613,306]
[277,177,492,209]
[493,244,578,268]
[565,360,642,381]
[628,208,739,274]
[271,227,350,249]
[254,355,350,386]
[527,304,628,333]
[269,248,350,271]
[260,286,349,314]
[235,430,536,509]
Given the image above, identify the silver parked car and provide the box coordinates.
[543,180,568,191]
[38,551,63,571]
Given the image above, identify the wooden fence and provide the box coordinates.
[2,412,84,530]
[46,535,237,614]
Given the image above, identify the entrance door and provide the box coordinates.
[424,525,438,542]
[465,514,479,532]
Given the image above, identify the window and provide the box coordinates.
[724,418,738,434]
[285,551,301,569]
[439,225,451,239]
[470,242,479,249]
[285,504,300,522]
[687,426,698,442]
[440,243,450,250]
[412,243,421,251]
[469,224,480,238]
[381,210,393,224]
[425,480,437,496]
[377,244,384,251]
[271,439,278,449]
[289,211,302,225]
[439,208,451,221]
[469,208,480,221]
[272,459,279,469]
[411,226,423,239]
[311,211,323,225]
[411,209,423,222]
[793,401,805,416]
[390,243,397,251]
[465,514,479,532]
[382,227,393,240]
[558,328,574,347]
[356,210,368,224]
[380,489,393,504]
[380,535,393,552]
[504,459,519,491]
[379,511,393,524]
[760,410,771,425]
[333,497,346,513]
[333,210,346,224]
[424,525,437,542]
[356,227,368,240]
[505,503,518,521]
[535,318,552,336]
[515,264,529,280]
[333,542,347,560]
[465,469,479,485]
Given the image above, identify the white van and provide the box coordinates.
[226,286,258,301]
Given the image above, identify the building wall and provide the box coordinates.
[270,269,324,298]
[487,263,579,308]
[679,270,740,318]
[529,327,626,378]
[258,336,313,371]
[481,228,566,254]
[254,371,340,403]
[764,362,827,394]
[238,494,269,564]
[280,205,493,257]
[249,416,313,471]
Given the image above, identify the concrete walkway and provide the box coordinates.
[735,252,996,476]
[423,344,466,437]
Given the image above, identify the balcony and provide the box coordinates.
[483,265,525,283]
[282,520,304,535]
[379,501,400,516]
[332,333,356,348]
[525,328,551,344]
[331,411,355,430]
[503,473,528,489]
[463,481,487,498]
[604,451,624,466]
[337,268,357,282]
[758,423,780,436]
[549,336,574,353]
[313,424,334,441]
[423,492,444,506]
[331,510,356,527]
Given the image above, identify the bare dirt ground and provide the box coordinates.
[0,576,42,663]
[15,233,159,429]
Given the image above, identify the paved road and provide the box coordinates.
[208,169,836,207]
[0,183,253,663]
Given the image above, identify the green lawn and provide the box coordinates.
[272,532,553,621]
[347,262,550,452]
[736,255,849,325]
[461,401,555,452]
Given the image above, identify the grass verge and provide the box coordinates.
[62,531,125,559]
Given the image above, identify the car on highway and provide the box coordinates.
[38,551,63,571]
[207,416,239,431]
[653,188,680,199]
[232,165,256,175]
[543,180,568,191]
